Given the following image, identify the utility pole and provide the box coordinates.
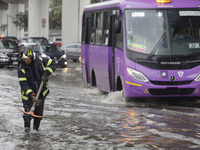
[78,0,80,42]
[0,3,2,31]
[7,12,8,36]
[17,0,18,39]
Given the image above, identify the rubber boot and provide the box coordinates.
[23,103,32,133]
[24,120,31,133]
[33,118,41,131]
[24,127,30,133]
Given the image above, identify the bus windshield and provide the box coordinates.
[125,9,200,57]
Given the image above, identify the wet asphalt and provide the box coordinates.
[0,60,200,150]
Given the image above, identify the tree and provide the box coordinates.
[12,12,28,38]
[0,24,7,34]
[49,0,62,30]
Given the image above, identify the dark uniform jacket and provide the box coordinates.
[18,55,56,104]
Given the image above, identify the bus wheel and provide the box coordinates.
[117,77,122,91]
[92,70,96,87]
[117,77,128,101]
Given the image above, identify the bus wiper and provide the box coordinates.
[189,18,195,59]
[147,33,166,60]
[189,18,195,40]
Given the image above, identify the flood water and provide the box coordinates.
[1,60,200,150]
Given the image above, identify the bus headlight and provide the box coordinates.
[127,67,149,82]
[194,74,200,81]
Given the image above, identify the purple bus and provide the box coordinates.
[81,0,200,100]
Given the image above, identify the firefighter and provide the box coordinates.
[18,46,56,133]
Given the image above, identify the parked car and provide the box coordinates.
[4,36,19,43]
[20,37,28,44]
[18,42,37,50]
[18,43,49,58]
[27,37,48,43]
[52,36,62,47]
[11,40,19,48]
[0,39,19,68]
[0,52,11,68]
[4,36,19,47]
[62,43,81,61]
[32,43,67,67]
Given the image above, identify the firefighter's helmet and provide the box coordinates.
[19,46,34,60]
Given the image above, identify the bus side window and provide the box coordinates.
[90,13,96,44]
[102,11,110,46]
[81,14,86,44]
[95,12,103,45]
[116,15,123,50]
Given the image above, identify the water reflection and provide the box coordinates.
[116,108,149,146]
[2,64,200,149]
[114,103,200,149]
[62,68,69,73]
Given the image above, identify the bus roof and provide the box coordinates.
[84,0,200,11]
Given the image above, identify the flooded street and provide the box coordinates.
[1,61,200,149]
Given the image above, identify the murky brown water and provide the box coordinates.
[0,61,200,150]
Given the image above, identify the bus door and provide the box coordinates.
[110,10,121,91]
[85,16,92,83]
[110,15,116,91]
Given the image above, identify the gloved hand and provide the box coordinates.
[31,93,36,102]
[31,93,41,106]
[31,94,41,106]
[32,95,36,102]
[34,99,42,106]
[41,74,48,82]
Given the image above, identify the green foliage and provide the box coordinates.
[12,12,28,31]
[49,0,62,30]
[0,24,7,33]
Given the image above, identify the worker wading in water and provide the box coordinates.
[18,47,56,133]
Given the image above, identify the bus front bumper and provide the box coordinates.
[124,80,200,98]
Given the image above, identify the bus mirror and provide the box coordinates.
[115,19,121,34]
